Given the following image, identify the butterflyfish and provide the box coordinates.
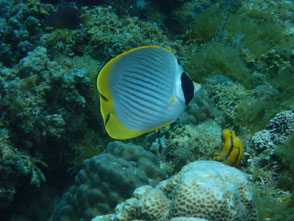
[97,46,201,140]
[209,129,244,168]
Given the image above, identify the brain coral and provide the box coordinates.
[92,161,258,221]
[51,141,166,221]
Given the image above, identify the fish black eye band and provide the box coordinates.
[181,72,194,105]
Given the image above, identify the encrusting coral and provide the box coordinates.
[92,160,258,221]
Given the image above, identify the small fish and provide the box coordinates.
[97,46,201,139]
[46,7,84,29]
[209,129,244,168]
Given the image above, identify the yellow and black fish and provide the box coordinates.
[210,129,243,168]
[97,46,201,140]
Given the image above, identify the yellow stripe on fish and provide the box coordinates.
[209,129,243,168]
[97,46,201,140]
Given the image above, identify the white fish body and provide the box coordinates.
[97,46,200,139]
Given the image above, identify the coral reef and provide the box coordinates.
[0,0,52,66]
[183,0,294,133]
[165,0,209,34]
[19,46,49,74]
[249,110,294,155]
[0,0,293,220]
[40,28,87,58]
[105,141,167,183]
[40,5,175,60]
[179,90,225,127]
[92,160,258,221]
[203,75,255,131]
[244,110,294,182]
[0,129,47,209]
[51,141,166,221]
[1,46,92,142]
[84,6,175,60]
[241,110,294,177]
[150,119,222,173]
[0,44,100,217]
[242,110,294,220]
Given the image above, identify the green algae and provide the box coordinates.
[253,184,294,221]
[70,129,105,172]
[185,0,294,89]
[184,0,294,134]
[276,135,294,177]
[252,135,294,221]
[236,61,294,133]
[185,6,222,44]
[187,42,251,87]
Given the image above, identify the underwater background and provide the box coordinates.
[0,0,293,220]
